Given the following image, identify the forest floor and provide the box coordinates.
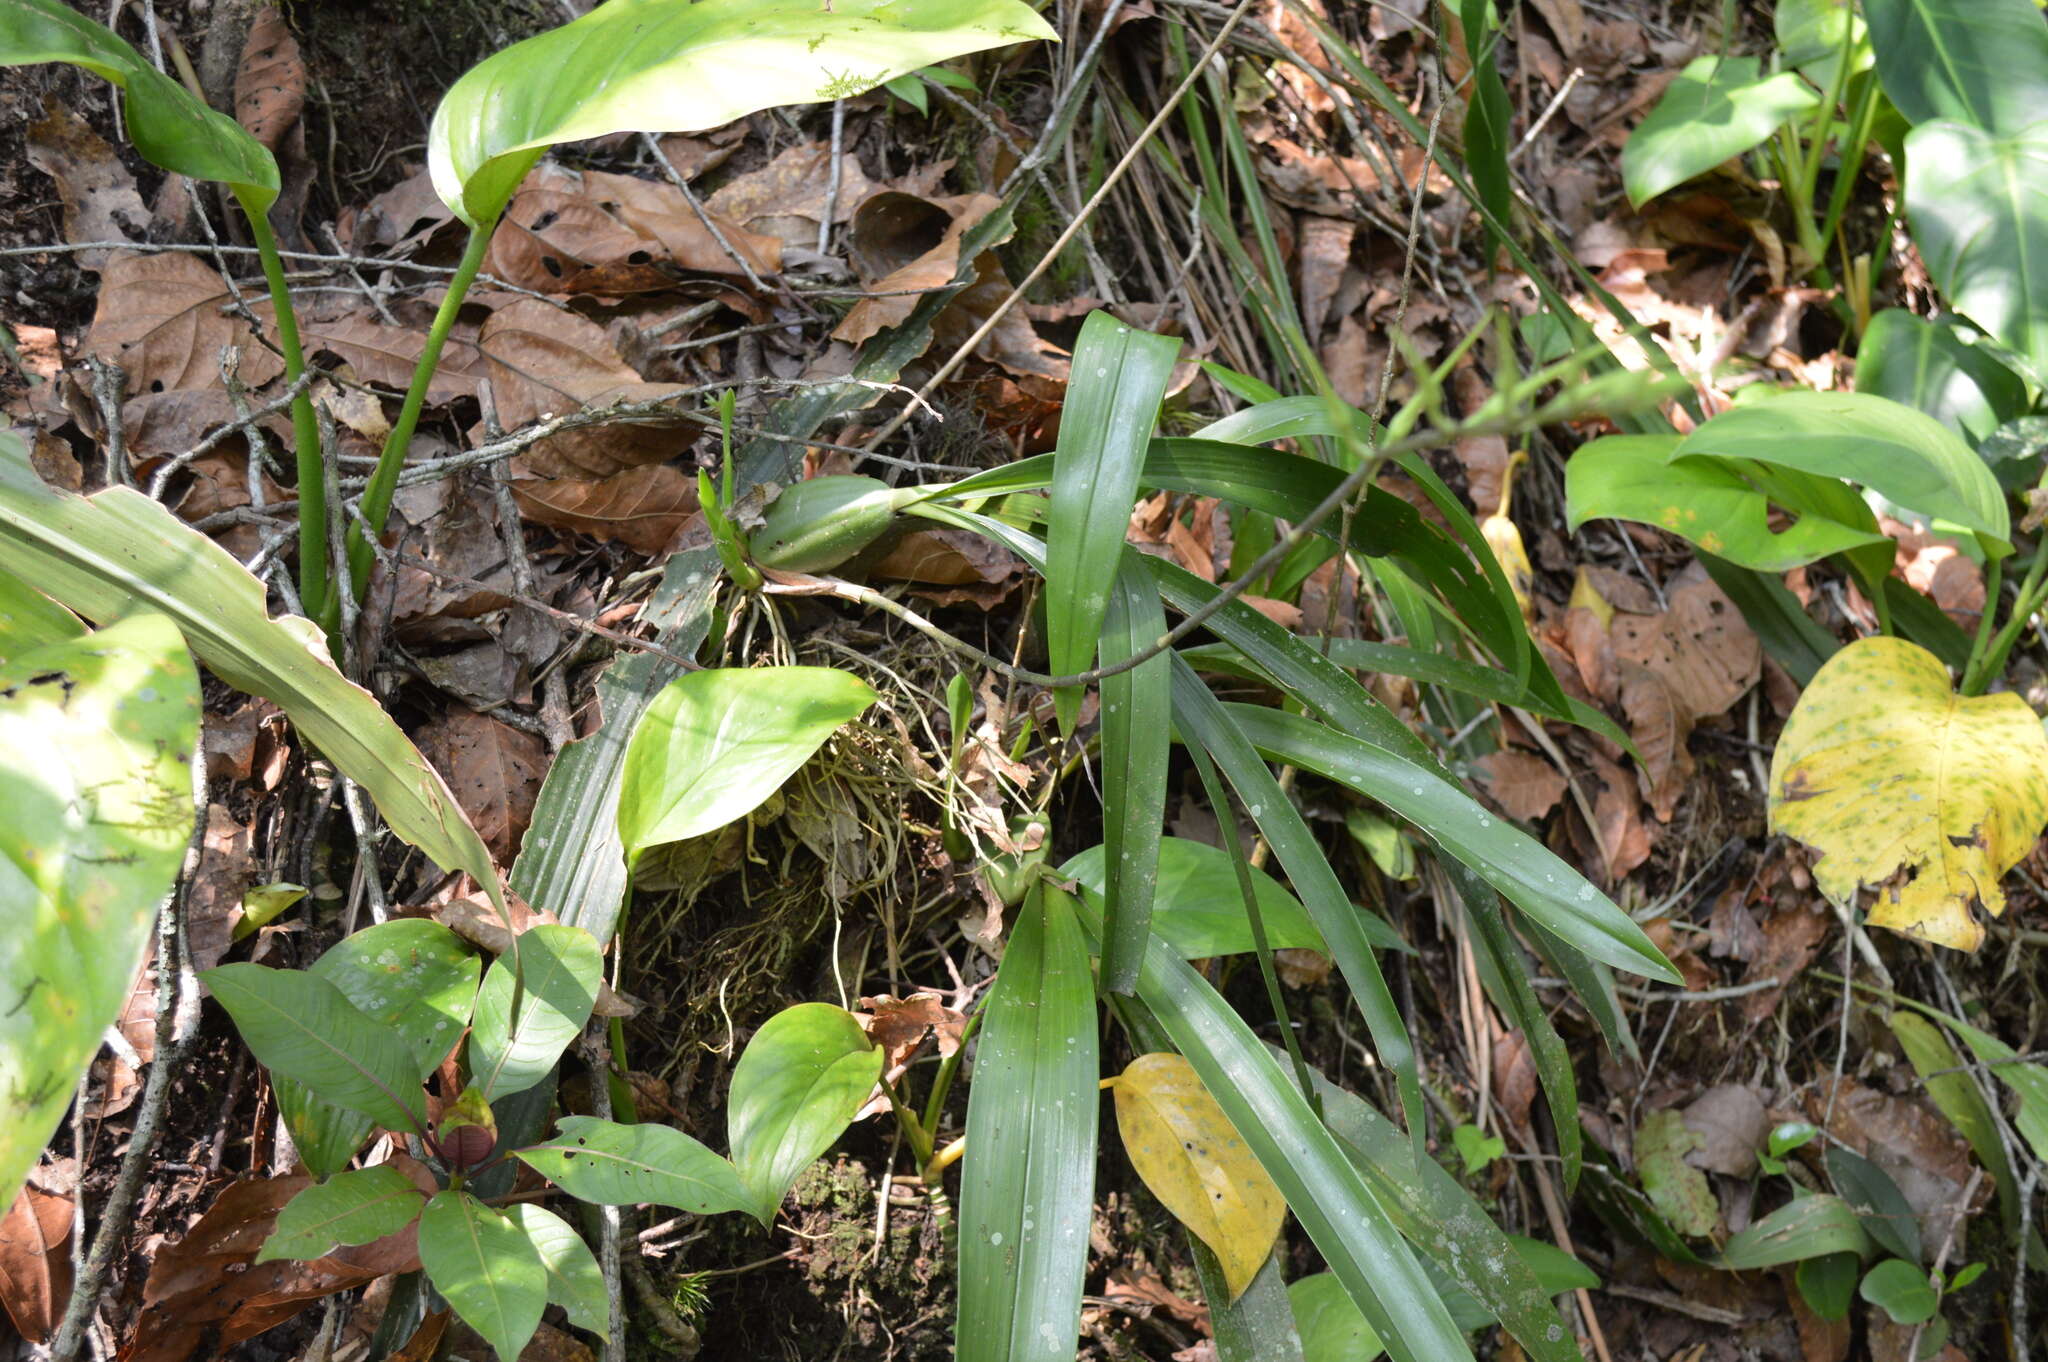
[1,1,2040,1360]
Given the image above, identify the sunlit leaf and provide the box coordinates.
[1865,0,2048,135]
[516,1115,749,1214]
[1623,56,1819,206]
[257,1165,425,1263]
[1769,637,2048,950]
[503,1203,609,1340]
[418,1190,546,1362]
[0,565,81,664]
[1905,120,2048,382]
[1060,837,1331,959]
[728,1003,882,1225]
[469,923,604,1101]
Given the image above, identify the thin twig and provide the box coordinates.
[820,98,847,255]
[641,132,768,292]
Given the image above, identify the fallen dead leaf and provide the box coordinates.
[1297,215,1355,338]
[233,8,305,152]
[81,252,284,395]
[188,804,253,976]
[488,164,777,294]
[0,1182,73,1344]
[414,708,548,863]
[510,461,698,557]
[706,141,879,248]
[1741,899,1829,1023]
[25,101,148,270]
[1608,563,1760,721]
[857,991,967,1071]
[1809,1078,1978,1256]
[1681,1084,1769,1177]
[1478,749,1566,821]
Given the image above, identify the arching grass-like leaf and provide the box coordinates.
[203,964,428,1135]
[0,566,82,663]
[469,923,604,1101]
[418,1191,546,1362]
[1097,556,1172,993]
[1061,838,1334,959]
[0,611,197,1211]
[1905,120,2048,383]
[258,1165,426,1263]
[1622,56,1819,206]
[617,667,876,861]
[429,0,1056,227]
[728,1003,883,1225]
[958,883,1098,1362]
[516,1115,750,1214]
[502,1204,609,1340]
[0,0,277,205]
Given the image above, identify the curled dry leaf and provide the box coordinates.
[414,707,548,863]
[0,1182,72,1344]
[233,7,305,152]
[487,164,778,294]
[856,992,967,1071]
[706,140,879,248]
[427,892,635,1019]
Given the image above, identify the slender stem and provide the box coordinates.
[346,219,494,598]
[1961,552,2009,695]
[241,202,335,638]
[1967,536,2048,695]
[919,1006,984,1134]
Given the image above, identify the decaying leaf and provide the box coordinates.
[0,1180,72,1344]
[1632,1108,1718,1239]
[414,708,548,862]
[1110,1053,1283,1301]
[1478,749,1567,821]
[1769,637,2048,951]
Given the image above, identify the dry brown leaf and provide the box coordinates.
[414,708,547,862]
[1741,899,1829,1022]
[348,167,453,255]
[26,101,148,270]
[1609,565,1761,721]
[296,313,480,404]
[510,461,698,556]
[1321,314,1374,407]
[385,479,521,628]
[1478,749,1566,821]
[233,8,304,152]
[188,804,253,976]
[0,1183,72,1344]
[857,992,967,1071]
[1681,1084,1769,1177]
[869,527,1021,597]
[82,252,283,395]
[706,141,879,246]
[1582,750,1650,882]
[836,191,998,344]
[1297,215,1355,338]
[1811,1078,1978,1254]
[485,163,777,293]
[1525,0,1586,57]
[1491,1029,1539,1143]
[653,125,747,182]
[1617,660,1692,822]
[578,167,781,276]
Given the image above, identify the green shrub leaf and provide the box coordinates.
[257,1165,426,1263]
[516,1115,750,1214]
[470,923,604,1101]
[728,1003,883,1225]
[203,964,427,1135]
[1865,0,2048,135]
[1905,120,2048,383]
[1623,56,1819,206]
[502,1203,610,1340]
[1855,310,2029,447]
[418,1191,546,1362]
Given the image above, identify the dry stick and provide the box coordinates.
[641,133,768,293]
[49,753,207,1362]
[147,367,318,500]
[860,0,1259,454]
[820,98,848,254]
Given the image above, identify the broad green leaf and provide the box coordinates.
[203,964,428,1135]
[1905,120,2048,382]
[1798,1252,1861,1320]
[617,666,875,859]
[1205,1250,1305,1362]
[1768,637,2048,950]
[1044,312,1180,732]
[1776,0,1872,96]
[1887,997,2048,1164]
[0,433,507,917]
[1673,391,2009,547]
[516,1115,749,1214]
[1854,310,2028,447]
[1888,1011,2023,1244]
[1426,1237,1598,1333]
[0,0,276,206]
[1222,704,1678,983]
[958,883,1098,1362]
[1069,902,1477,1362]
[1716,1193,1872,1269]
[1864,0,2048,135]
[1566,434,1887,572]
[1111,1054,1284,1301]
[727,1002,883,1225]
[257,1165,425,1263]
[1633,1110,1718,1238]
[1097,555,1172,994]
[278,920,480,1179]
[1623,56,1820,206]
[1289,1275,1385,1362]
[470,923,604,1101]
[429,0,1056,226]
[1824,1146,1921,1264]
[0,612,197,1210]
[1060,837,1330,959]
[1860,1258,1939,1324]
[502,1203,609,1340]
[0,566,82,663]
[417,1190,546,1362]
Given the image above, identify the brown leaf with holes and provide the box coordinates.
[81,252,284,395]
[294,312,481,404]
[1579,750,1650,882]
[510,461,698,556]
[414,708,547,862]
[1617,660,1691,822]
[234,8,304,151]
[1478,749,1566,821]
[0,1183,73,1344]
[26,101,148,271]
[487,165,778,294]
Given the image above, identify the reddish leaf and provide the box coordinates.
[0,1183,73,1344]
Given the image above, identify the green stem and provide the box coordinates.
[1961,552,2008,695]
[919,1006,982,1136]
[240,202,335,638]
[347,218,494,599]
[1966,536,2048,694]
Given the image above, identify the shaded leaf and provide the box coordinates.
[1060,837,1330,960]
[1865,0,2048,135]
[728,1003,882,1225]
[1855,310,2029,447]
[203,964,427,1134]
[502,1203,608,1340]
[1634,1109,1718,1238]
[470,923,604,1101]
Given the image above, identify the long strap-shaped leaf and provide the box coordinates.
[1078,900,1474,1362]
[1044,312,1181,731]
[1168,656,1425,1143]
[1098,557,1171,994]
[957,883,1098,1362]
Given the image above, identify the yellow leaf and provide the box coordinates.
[1768,636,2048,950]
[1482,450,1534,623]
[1110,1053,1283,1300]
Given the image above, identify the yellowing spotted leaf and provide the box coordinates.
[1109,1053,1283,1300]
[1768,637,2048,950]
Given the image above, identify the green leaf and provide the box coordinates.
[1060,837,1331,959]
[1289,1274,1385,1362]
[1458,0,1514,261]
[502,1203,609,1340]
[0,612,198,1210]
[1221,704,1678,984]
[1623,56,1820,206]
[1675,390,2010,547]
[0,566,82,664]
[517,1115,749,1213]
[1865,0,2048,135]
[957,883,1098,1362]
[278,920,481,1179]
[469,923,603,1101]
[1192,396,1377,446]
[1452,1125,1505,1175]
[1776,0,1872,96]
[202,964,427,1135]
[1797,1252,1861,1321]
[1097,555,1171,993]
[1825,1146,1922,1265]
[1566,434,1888,572]
[1854,310,2029,447]
[257,1165,425,1263]
[0,0,276,206]
[1044,312,1180,731]
[883,72,930,114]
[417,1190,546,1362]
[1860,1258,1939,1325]
[1886,996,2048,1165]
[1634,1109,1718,1239]
[617,666,875,859]
[0,433,508,918]
[1206,1251,1306,1362]
[1421,1235,1599,1335]
[1888,1011,2023,1246]
[1905,120,2048,382]
[1717,1193,1873,1269]
[429,0,1056,226]
[728,1002,883,1225]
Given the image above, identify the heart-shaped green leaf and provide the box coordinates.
[0,0,277,206]
[1623,56,1819,206]
[1855,309,2030,447]
[429,0,1055,226]
[516,1115,750,1214]
[0,611,198,1210]
[1905,120,2048,382]
[618,666,876,859]
[469,923,604,1101]
[418,1190,546,1362]
[728,1003,883,1225]
[257,1165,426,1263]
